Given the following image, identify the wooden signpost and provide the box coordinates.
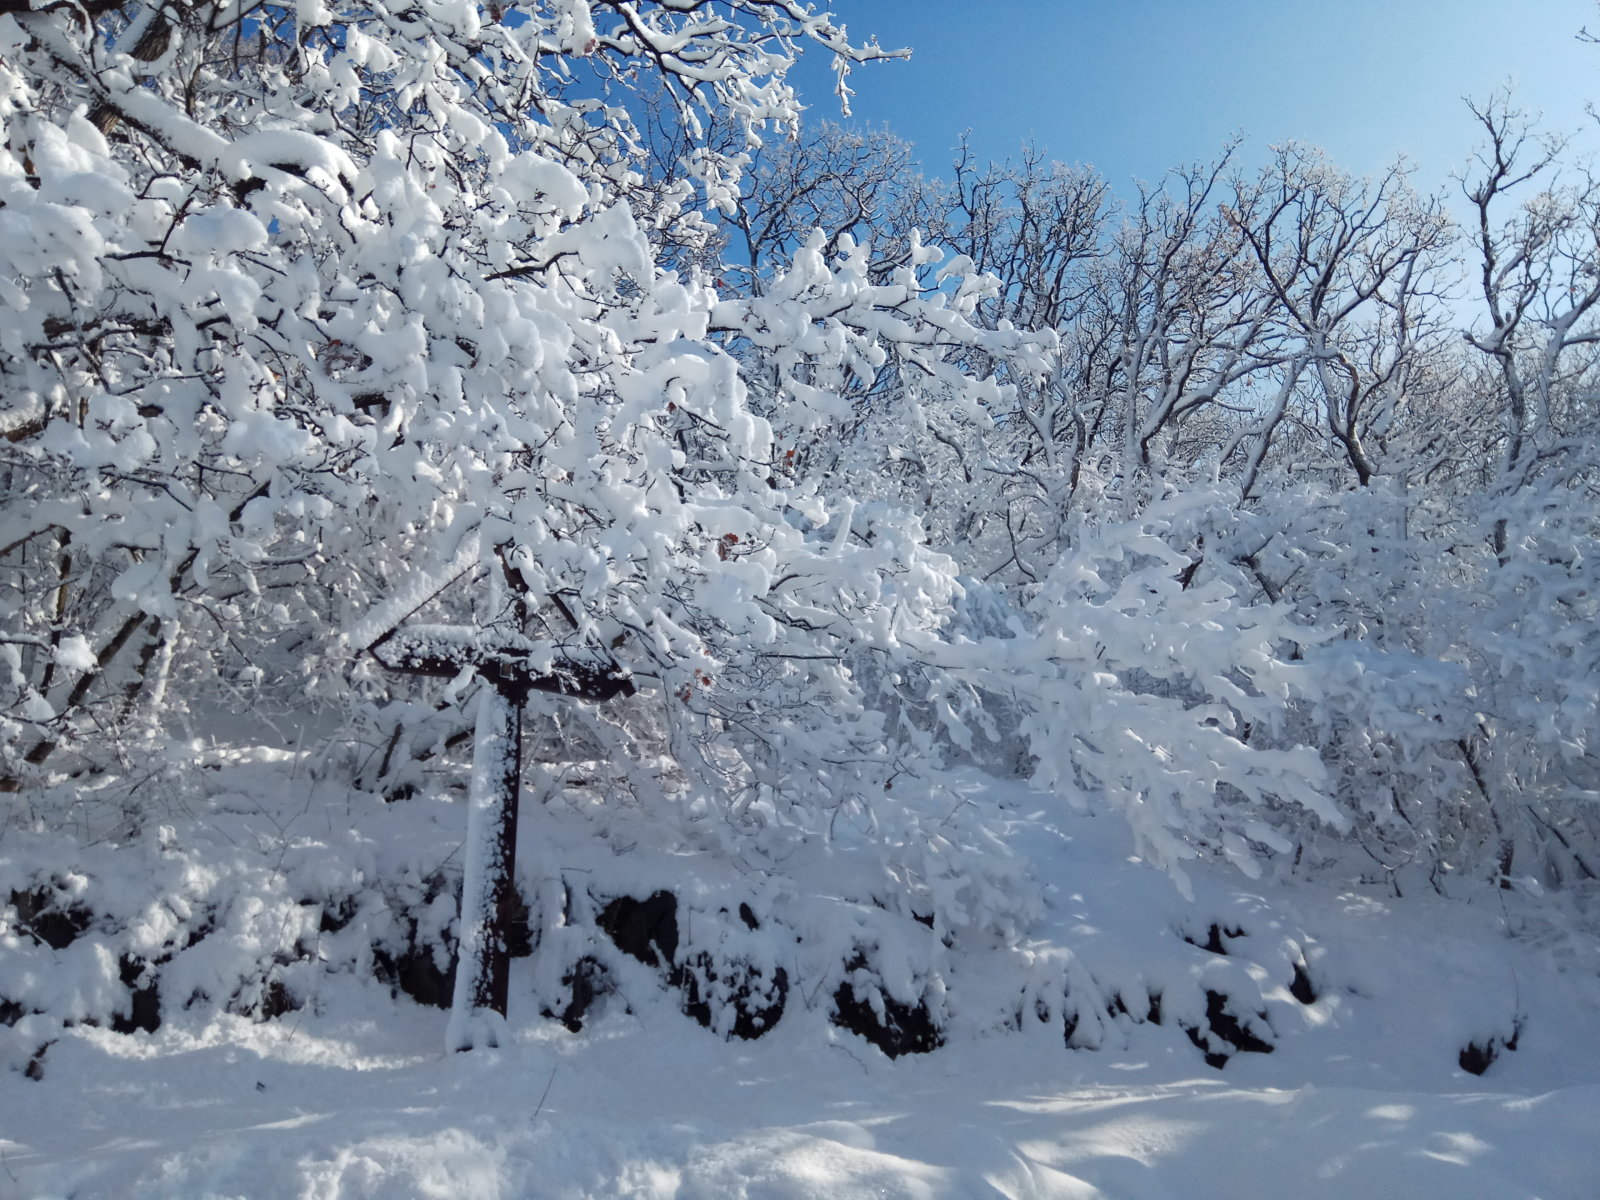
[366,553,632,1049]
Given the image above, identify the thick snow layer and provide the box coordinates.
[9,1018,1598,1200]
[2,767,1597,1199]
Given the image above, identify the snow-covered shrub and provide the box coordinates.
[891,496,1340,893]
[1234,474,1600,892]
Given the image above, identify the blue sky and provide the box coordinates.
[790,1,1597,196]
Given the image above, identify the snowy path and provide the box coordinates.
[7,1003,1598,1199]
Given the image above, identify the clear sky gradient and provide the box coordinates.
[790,1,1598,198]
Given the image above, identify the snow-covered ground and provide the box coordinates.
[4,766,1598,1199]
[11,1005,1599,1199]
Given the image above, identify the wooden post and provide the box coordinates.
[367,569,632,1050]
[447,666,525,1048]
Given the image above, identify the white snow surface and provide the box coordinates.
[3,766,1598,1200]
